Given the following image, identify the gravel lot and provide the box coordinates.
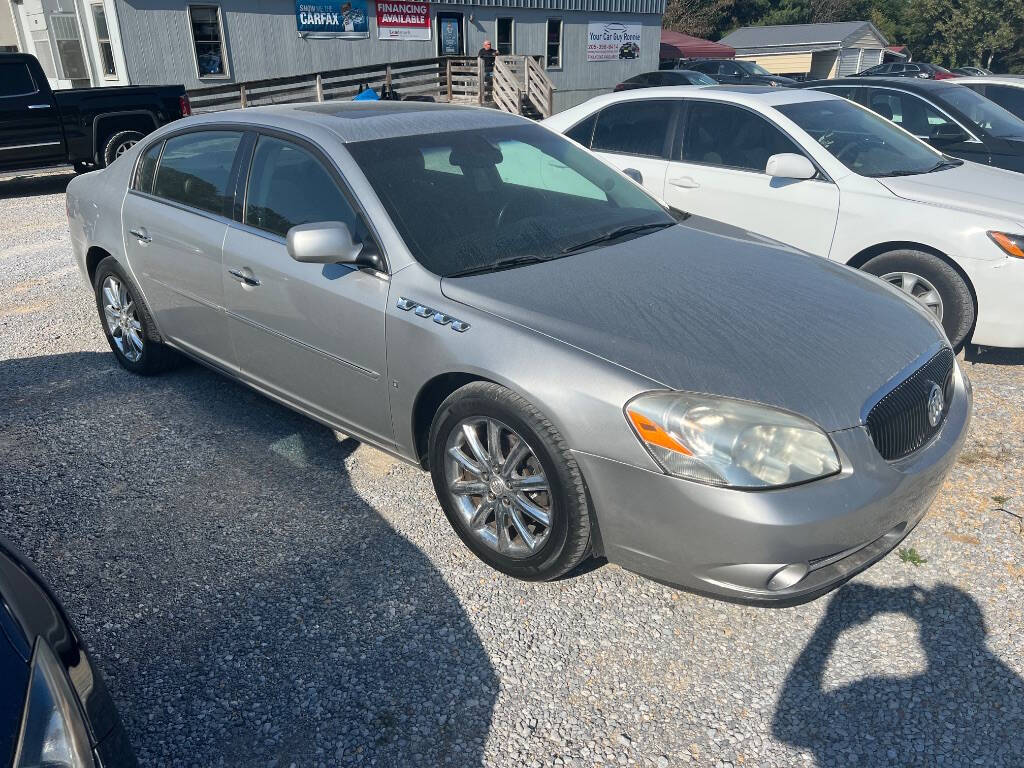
[1,170,1023,768]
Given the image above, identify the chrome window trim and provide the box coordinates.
[126,188,237,228]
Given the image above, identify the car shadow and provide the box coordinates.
[0,351,498,767]
[0,170,76,199]
[964,345,1024,366]
[772,582,1024,767]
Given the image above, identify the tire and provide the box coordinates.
[861,249,975,350]
[101,130,144,168]
[428,382,592,581]
[93,256,179,375]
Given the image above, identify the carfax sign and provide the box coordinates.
[376,1,431,40]
[586,21,642,61]
[295,0,369,38]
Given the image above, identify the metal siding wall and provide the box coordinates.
[837,47,862,76]
[809,49,838,79]
[114,0,660,107]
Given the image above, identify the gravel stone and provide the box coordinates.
[1,170,1023,767]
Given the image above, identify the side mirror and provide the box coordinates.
[765,153,817,180]
[287,221,365,265]
[622,167,643,184]
[930,123,967,145]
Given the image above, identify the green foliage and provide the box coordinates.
[898,547,928,566]
[663,0,1024,73]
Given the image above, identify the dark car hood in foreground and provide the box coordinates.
[441,224,944,432]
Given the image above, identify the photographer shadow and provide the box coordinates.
[772,583,1024,766]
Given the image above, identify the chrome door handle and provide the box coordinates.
[228,268,261,287]
[128,228,151,243]
[669,177,700,189]
[27,104,52,110]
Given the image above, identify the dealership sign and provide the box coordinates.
[586,21,641,61]
[295,0,369,38]
[377,1,430,40]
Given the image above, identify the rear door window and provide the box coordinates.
[983,85,1024,120]
[152,130,243,216]
[244,135,364,239]
[591,100,673,157]
[0,63,36,97]
[866,90,955,137]
[565,114,597,147]
[133,140,163,194]
[680,100,802,172]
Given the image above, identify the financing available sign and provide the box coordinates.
[586,21,642,61]
[295,0,369,38]
[376,1,431,40]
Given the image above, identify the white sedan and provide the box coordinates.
[543,86,1024,349]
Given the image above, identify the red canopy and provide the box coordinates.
[660,29,735,60]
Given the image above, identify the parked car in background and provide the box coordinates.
[0,537,136,766]
[956,76,1024,122]
[546,86,1024,350]
[0,52,189,174]
[681,58,797,87]
[800,77,1024,173]
[953,66,993,77]
[614,70,716,91]
[67,102,970,605]
[854,62,957,80]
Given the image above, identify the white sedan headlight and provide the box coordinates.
[625,392,840,489]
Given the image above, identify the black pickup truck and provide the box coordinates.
[1,52,190,174]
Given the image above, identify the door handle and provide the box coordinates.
[27,104,52,110]
[128,228,151,243]
[668,177,701,189]
[228,267,261,287]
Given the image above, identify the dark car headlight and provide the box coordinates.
[13,640,94,768]
[626,392,840,488]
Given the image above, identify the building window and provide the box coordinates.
[91,3,117,79]
[496,18,513,55]
[546,19,562,69]
[50,13,89,82]
[189,5,227,78]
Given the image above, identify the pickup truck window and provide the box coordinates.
[134,141,163,195]
[0,63,36,97]
[152,131,242,217]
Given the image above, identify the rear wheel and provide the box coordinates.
[94,257,179,375]
[429,382,592,581]
[861,249,975,350]
[101,130,144,167]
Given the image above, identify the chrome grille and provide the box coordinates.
[865,349,955,461]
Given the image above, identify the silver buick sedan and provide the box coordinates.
[66,102,970,605]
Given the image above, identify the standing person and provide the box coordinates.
[477,39,497,76]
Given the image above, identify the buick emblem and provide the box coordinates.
[927,383,944,428]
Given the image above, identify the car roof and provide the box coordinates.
[801,77,963,94]
[961,76,1024,87]
[178,101,530,143]
[575,84,836,110]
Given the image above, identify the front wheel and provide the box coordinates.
[428,382,592,581]
[861,249,975,350]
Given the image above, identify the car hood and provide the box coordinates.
[878,163,1024,225]
[440,224,944,432]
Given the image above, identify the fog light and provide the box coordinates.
[767,562,809,591]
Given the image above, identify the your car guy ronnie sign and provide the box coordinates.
[295,0,369,38]
[586,21,642,61]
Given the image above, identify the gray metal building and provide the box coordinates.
[7,0,665,111]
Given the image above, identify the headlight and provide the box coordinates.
[625,392,840,489]
[988,231,1024,259]
[14,640,94,768]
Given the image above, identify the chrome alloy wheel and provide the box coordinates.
[881,271,944,321]
[114,139,137,158]
[444,417,552,558]
[101,276,144,362]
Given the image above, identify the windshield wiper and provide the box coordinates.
[926,158,963,173]
[446,254,551,278]
[560,221,674,254]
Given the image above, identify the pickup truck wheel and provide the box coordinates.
[429,382,592,581]
[861,249,975,350]
[101,131,144,167]
[93,257,179,375]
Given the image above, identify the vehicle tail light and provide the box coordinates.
[613,83,626,91]
[179,95,192,117]
[934,72,957,80]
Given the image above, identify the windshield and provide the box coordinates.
[776,99,947,177]
[939,86,1024,139]
[346,124,674,276]
[737,61,772,77]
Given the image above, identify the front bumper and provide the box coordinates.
[963,253,1024,348]
[575,364,972,606]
